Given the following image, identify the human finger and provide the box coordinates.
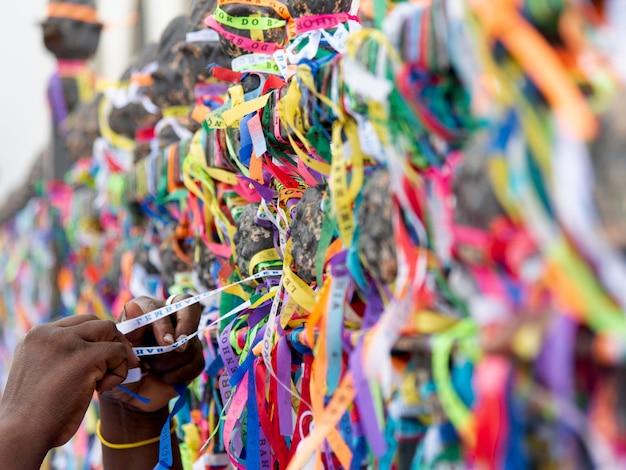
[53,314,99,328]
[121,301,150,345]
[126,297,175,347]
[152,316,176,347]
[97,356,130,392]
[143,338,203,375]
[159,349,205,385]
[69,320,139,368]
[85,342,130,391]
[70,319,124,343]
[173,295,202,352]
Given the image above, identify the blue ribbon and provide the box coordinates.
[206,355,225,377]
[326,274,348,393]
[116,384,151,405]
[246,359,261,469]
[239,115,253,166]
[349,436,368,470]
[230,351,256,387]
[153,384,188,470]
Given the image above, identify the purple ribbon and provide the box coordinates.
[277,336,294,436]
[362,291,383,329]
[536,314,576,398]
[48,72,69,125]
[218,320,239,377]
[259,431,273,469]
[349,339,387,457]
[239,175,275,201]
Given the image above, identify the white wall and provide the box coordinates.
[96,0,137,80]
[95,0,191,82]
[0,0,53,203]
[143,0,191,43]
[0,0,192,205]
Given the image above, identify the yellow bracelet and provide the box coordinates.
[96,419,174,450]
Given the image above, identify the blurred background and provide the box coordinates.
[0,0,192,204]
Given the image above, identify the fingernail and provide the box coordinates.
[176,335,188,352]
[163,333,174,344]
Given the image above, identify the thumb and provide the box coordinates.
[86,342,129,392]
[123,297,172,347]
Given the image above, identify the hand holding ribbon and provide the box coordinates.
[102,295,205,412]
[0,315,137,469]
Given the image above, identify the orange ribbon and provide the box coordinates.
[46,3,101,24]
[471,0,597,140]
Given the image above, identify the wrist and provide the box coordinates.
[98,393,169,445]
[0,406,49,468]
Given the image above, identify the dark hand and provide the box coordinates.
[101,295,205,412]
[0,315,137,460]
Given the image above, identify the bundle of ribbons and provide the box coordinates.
[2,0,626,468]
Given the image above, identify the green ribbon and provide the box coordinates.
[214,6,286,30]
